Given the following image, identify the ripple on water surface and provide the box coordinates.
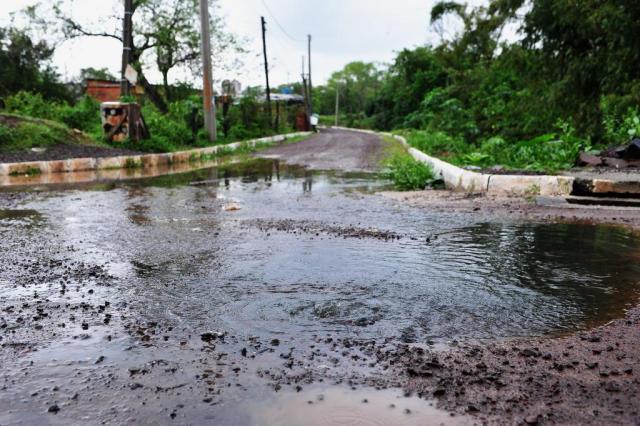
[10,159,640,344]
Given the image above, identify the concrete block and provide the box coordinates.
[47,160,67,174]
[96,156,122,170]
[69,157,97,172]
[172,151,191,164]
[155,153,173,166]
[7,161,47,176]
[487,175,574,197]
[140,154,159,168]
[592,179,640,195]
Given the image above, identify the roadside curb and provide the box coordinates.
[0,132,310,186]
[332,126,574,197]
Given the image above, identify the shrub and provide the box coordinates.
[384,153,437,190]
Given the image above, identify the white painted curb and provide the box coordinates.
[332,126,574,197]
[0,131,311,178]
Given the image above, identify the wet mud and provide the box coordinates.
[1,131,640,425]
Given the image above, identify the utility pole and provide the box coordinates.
[307,34,313,115]
[334,82,339,127]
[199,0,217,141]
[261,17,273,129]
[120,0,133,97]
[301,56,310,127]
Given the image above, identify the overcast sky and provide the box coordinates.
[2,0,484,89]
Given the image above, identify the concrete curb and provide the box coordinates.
[0,132,310,184]
[332,126,575,197]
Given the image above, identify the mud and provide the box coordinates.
[257,128,385,172]
[1,130,640,425]
[383,190,640,232]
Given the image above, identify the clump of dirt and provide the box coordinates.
[248,218,410,241]
[389,307,640,425]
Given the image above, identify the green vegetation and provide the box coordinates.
[383,154,437,191]
[378,135,438,191]
[401,125,591,173]
[0,24,299,156]
[1,90,300,154]
[0,114,105,153]
[312,1,640,172]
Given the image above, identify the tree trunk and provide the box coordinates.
[137,69,168,113]
[162,70,171,102]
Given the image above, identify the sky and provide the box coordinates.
[1,0,484,89]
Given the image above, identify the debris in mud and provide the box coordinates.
[223,203,242,211]
[249,218,410,242]
[201,331,225,342]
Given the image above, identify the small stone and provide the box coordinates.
[524,414,539,424]
[48,404,60,414]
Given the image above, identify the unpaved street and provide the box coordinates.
[257,128,386,172]
[1,130,639,425]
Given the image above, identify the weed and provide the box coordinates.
[383,153,437,191]
[9,167,41,176]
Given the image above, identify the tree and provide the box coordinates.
[79,67,117,82]
[313,61,383,116]
[44,0,242,112]
[0,27,70,101]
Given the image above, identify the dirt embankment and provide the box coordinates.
[0,114,142,163]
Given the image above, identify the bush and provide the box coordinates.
[404,124,591,173]
[384,153,437,190]
[401,130,471,160]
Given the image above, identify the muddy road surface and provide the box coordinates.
[257,128,386,172]
[1,130,640,425]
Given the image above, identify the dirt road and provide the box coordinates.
[257,128,386,172]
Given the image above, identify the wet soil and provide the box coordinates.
[383,190,640,232]
[1,129,640,425]
[257,128,386,172]
[0,143,143,163]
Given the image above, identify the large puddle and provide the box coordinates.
[1,158,639,424]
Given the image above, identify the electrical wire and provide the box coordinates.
[261,0,304,44]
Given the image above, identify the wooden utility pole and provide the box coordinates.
[261,17,273,128]
[307,34,313,115]
[301,55,311,126]
[199,0,217,141]
[120,0,133,97]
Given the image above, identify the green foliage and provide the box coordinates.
[400,131,472,160]
[0,120,68,152]
[404,126,590,173]
[383,154,437,191]
[601,98,640,145]
[0,27,70,101]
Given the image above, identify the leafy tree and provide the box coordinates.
[43,0,242,112]
[0,27,70,101]
[79,67,117,82]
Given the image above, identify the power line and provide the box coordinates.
[261,0,304,44]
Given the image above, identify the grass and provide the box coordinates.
[9,167,42,176]
[383,154,437,190]
[379,135,438,190]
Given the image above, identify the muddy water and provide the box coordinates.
[1,158,639,424]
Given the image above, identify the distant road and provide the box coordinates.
[256,128,385,172]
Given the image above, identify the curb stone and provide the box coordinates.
[0,132,310,182]
[333,126,575,197]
